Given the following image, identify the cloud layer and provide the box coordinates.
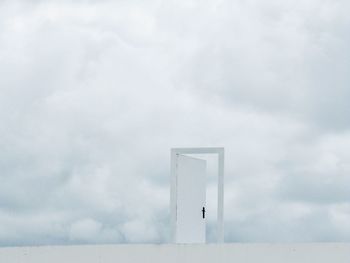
[0,0,349,245]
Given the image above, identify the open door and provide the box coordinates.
[175,154,206,243]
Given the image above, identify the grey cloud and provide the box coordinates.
[170,0,350,130]
[0,0,349,246]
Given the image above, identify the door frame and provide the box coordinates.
[170,147,225,243]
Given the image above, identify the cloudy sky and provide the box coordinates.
[1,0,350,246]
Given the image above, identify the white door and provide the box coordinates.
[175,154,206,243]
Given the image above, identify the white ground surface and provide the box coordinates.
[0,243,349,263]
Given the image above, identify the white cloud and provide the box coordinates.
[69,218,102,242]
[0,0,349,245]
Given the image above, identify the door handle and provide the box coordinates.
[202,207,205,219]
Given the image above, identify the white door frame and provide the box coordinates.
[170,147,225,243]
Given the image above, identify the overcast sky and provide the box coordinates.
[0,0,350,246]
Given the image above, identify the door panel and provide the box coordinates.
[176,154,206,243]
